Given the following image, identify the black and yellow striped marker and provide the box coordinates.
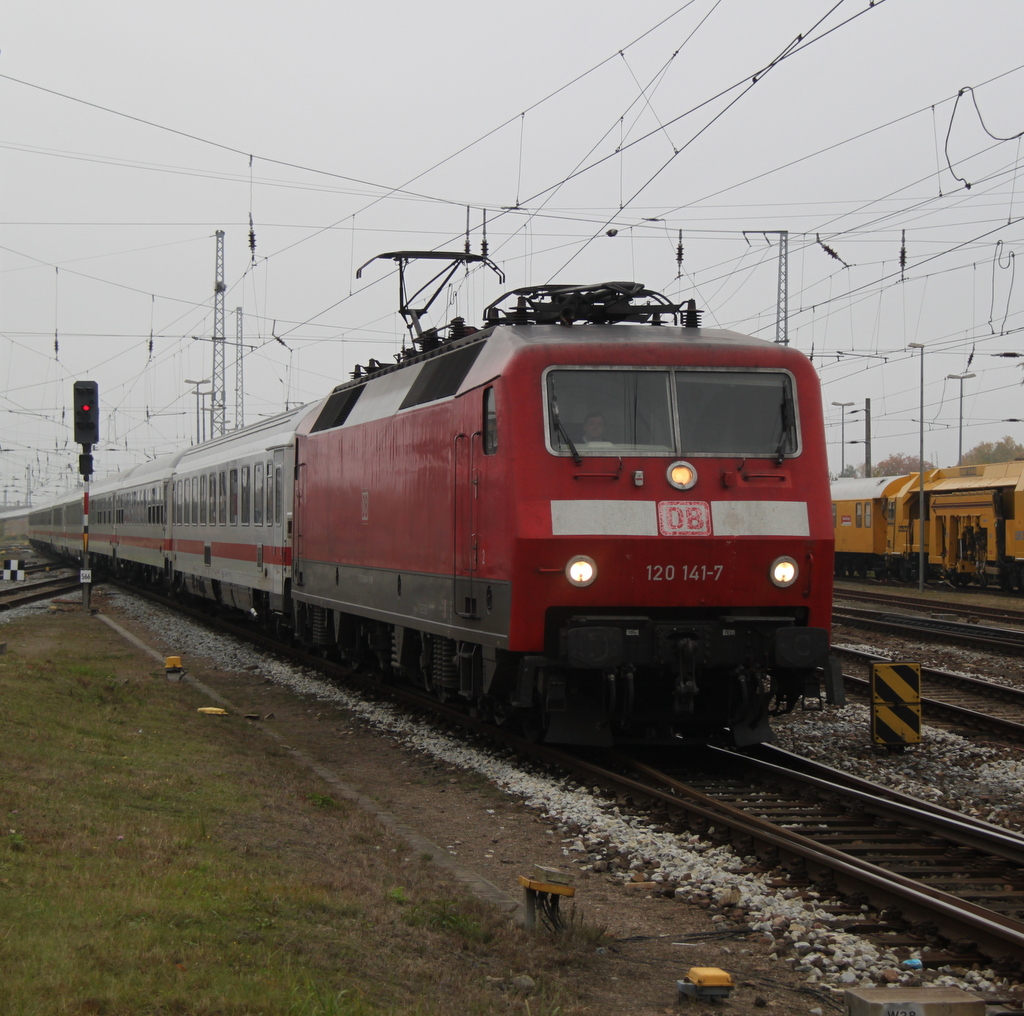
[870,662,921,745]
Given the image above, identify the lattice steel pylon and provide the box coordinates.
[234,306,244,430]
[774,229,789,346]
[211,230,227,437]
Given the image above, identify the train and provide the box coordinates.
[28,266,837,747]
[832,459,1024,589]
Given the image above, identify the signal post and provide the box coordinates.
[73,381,99,612]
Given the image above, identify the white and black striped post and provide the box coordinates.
[81,446,92,612]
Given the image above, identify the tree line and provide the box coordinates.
[836,435,1024,479]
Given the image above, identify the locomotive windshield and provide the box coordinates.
[546,368,798,457]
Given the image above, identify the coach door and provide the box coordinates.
[273,448,288,597]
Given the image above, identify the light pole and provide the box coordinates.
[946,372,975,465]
[908,344,926,590]
[832,402,854,474]
[848,399,872,477]
[185,379,211,445]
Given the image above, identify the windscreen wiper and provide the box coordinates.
[551,393,582,465]
[774,389,792,466]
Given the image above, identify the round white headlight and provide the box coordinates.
[770,556,799,588]
[666,460,698,491]
[566,555,597,587]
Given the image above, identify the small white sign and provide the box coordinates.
[884,1007,921,1016]
[80,569,92,584]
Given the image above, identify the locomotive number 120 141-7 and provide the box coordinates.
[646,564,724,581]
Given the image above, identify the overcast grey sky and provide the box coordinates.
[3,0,1024,501]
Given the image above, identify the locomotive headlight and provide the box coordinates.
[770,556,799,588]
[566,555,597,587]
[666,460,697,490]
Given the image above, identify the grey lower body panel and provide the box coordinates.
[292,560,511,649]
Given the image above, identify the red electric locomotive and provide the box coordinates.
[291,258,836,746]
[28,255,836,747]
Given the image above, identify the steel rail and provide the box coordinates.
[615,755,1024,963]
[834,608,1024,655]
[835,585,1024,626]
[834,643,1024,741]
[0,577,84,611]
[728,743,1024,866]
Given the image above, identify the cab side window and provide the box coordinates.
[483,387,498,455]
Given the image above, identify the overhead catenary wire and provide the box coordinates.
[5,5,1024,492]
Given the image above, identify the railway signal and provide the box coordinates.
[72,380,99,611]
[73,381,100,449]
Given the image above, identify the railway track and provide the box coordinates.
[604,743,1024,965]
[100,579,1024,970]
[835,584,1024,627]
[833,605,1024,656]
[833,643,1024,742]
[0,573,82,611]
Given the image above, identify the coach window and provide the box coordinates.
[865,501,872,528]
[184,479,191,525]
[241,466,251,525]
[210,473,218,523]
[191,478,199,524]
[253,464,264,525]
[483,387,498,455]
[855,502,863,528]
[199,475,207,524]
[175,481,183,525]
[832,504,837,528]
[218,471,227,524]
[266,463,274,526]
[229,469,239,525]
[275,465,283,524]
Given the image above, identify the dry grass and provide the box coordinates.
[0,611,599,1016]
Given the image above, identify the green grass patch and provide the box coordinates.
[0,612,595,1016]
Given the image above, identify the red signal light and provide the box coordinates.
[73,380,100,445]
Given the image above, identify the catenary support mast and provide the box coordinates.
[235,306,244,430]
[211,230,227,437]
[775,230,788,346]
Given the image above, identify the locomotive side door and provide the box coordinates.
[452,410,480,621]
[452,421,475,618]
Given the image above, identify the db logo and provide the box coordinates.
[658,501,712,536]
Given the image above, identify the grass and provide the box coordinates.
[0,609,598,1016]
